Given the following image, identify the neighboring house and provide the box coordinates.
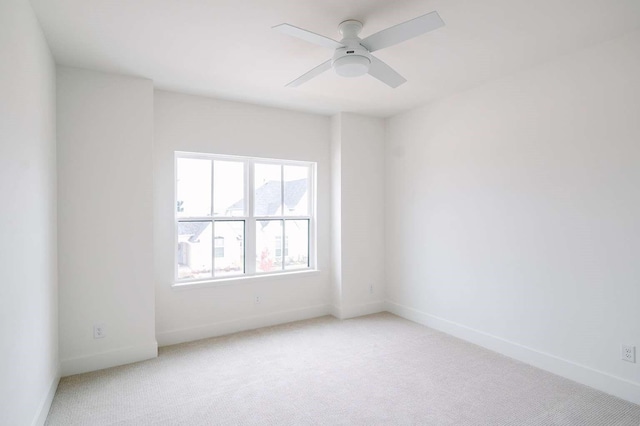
[177,221,212,279]
[234,178,309,272]
[177,221,243,279]
[178,178,308,278]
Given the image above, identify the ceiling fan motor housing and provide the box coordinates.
[332,20,371,78]
[332,44,371,77]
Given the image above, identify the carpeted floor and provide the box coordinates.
[46,313,640,425]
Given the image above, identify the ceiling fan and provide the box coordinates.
[273,11,445,88]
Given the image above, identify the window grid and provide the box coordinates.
[175,152,315,283]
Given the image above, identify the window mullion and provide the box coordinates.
[281,165,285,271]
[245,160,256,275]
[282,219,286,271]
[280,164,284,217]
[211,160,216,277]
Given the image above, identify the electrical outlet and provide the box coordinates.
[93,324,106,339]
[621,345,636,363]
[369,284,374,295]
[255,296,261,305]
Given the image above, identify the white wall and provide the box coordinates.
[0,0,58,424]
[331,113,386,318]
[57,67,157,376]
[385,30,640,404]
[154,90,332,346]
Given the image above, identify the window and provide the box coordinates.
[175,152,314,282]
[274,236,289,258]
[214,237,225,258]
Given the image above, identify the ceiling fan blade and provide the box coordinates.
[286,60,332,87]
[368,55,407,88]
[360,11,444,53]
[273,24,344,50]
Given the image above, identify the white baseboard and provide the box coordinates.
[61,341,158,377]
[157,304,331,347]
[385,301,640,406]
[332,300,385,320]
[32,373,59,426]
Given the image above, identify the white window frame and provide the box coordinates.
[174,151,316,284]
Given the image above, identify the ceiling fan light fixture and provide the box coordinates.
[333,55,370,78]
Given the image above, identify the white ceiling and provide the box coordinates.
[31,0,640,117]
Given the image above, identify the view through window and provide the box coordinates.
[175,153,314,281]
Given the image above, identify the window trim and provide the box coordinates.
[174,151,316,284]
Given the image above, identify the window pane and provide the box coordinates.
[214,221,244,277]
[284,165,309,216]
[256,220,283,273]
[214,160,245,217]
[214,237,224,258]
[254,163,282,217]
[285,220,309,270]
[177,158,211,217]
[177,221,212,279]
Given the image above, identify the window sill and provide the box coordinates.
[171,269,322,291]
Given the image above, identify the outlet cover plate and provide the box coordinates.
[621,345,636,363]
[94,324,106,339]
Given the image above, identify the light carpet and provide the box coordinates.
[46,313,640,425]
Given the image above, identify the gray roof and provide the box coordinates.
[178,221,210,242]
